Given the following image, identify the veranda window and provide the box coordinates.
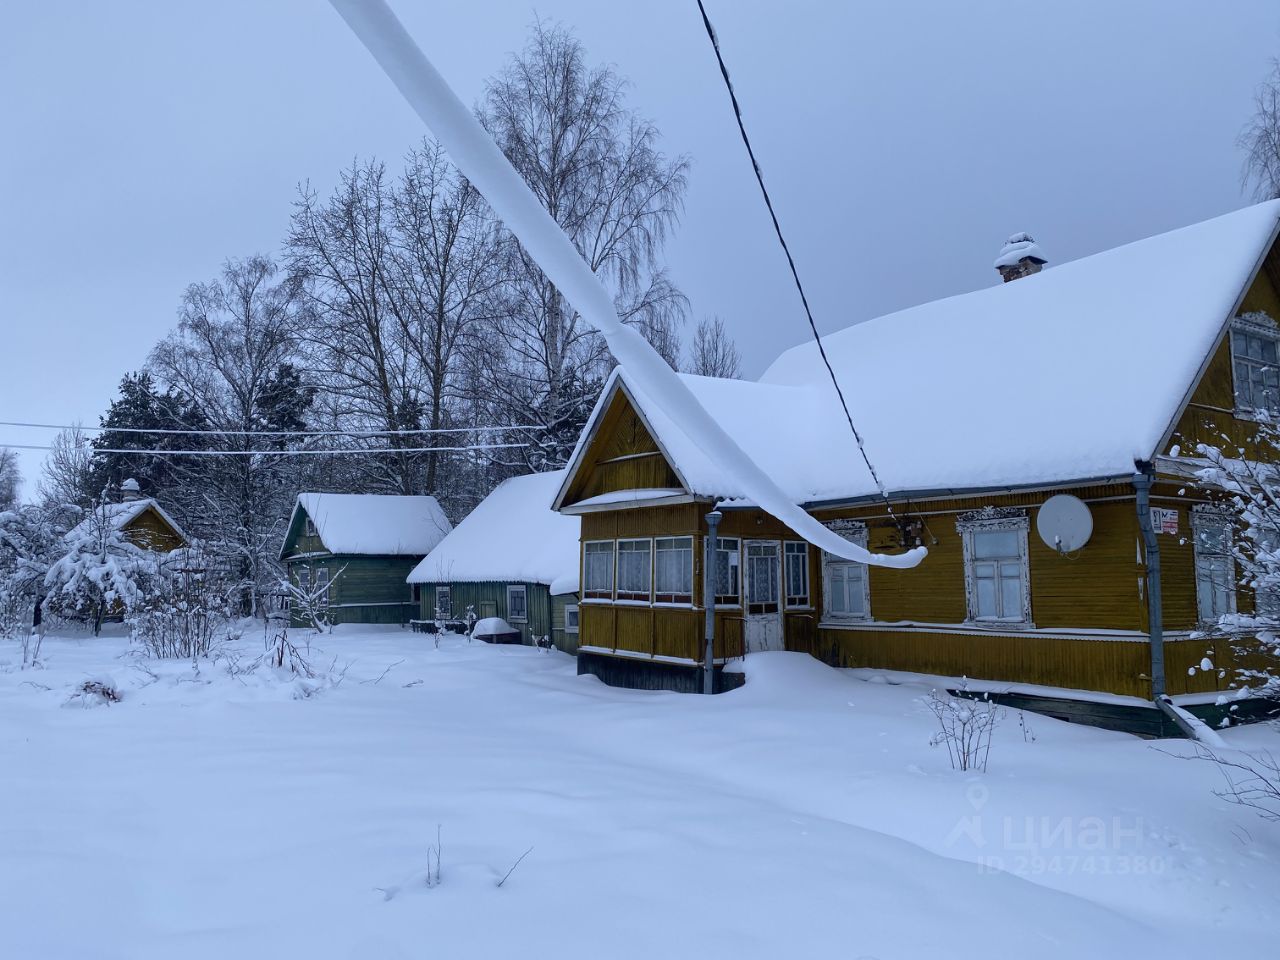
[713,536,741,606]
[314,568,331,609]
[616,539,652,602]
[784,541,810,607]
[654,537,694,603]
[435,585,452,619]
[583,541,614,600]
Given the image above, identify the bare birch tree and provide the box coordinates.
[477,20,689,469]
[288,161,427,495]
[0,448,21,511]
[388,141,505,500]
[1240,58,1280,201]
[149,256,309,614]
[38,426,94,509]
[685,316,743,379]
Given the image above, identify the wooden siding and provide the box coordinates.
[122,507,185,552]
[562,387,682,505]
[1169,246,1280,457]
[416,580,553,645]
[280,506,329,559]
[287,555,418,625]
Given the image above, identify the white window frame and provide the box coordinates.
[957,508,1033,628]
[820,520,871,623]
[615,538,653,603]
[1192,505,1236,623]
[564,604,580,634]
[710,535,742,608]
[435,585,452,619]
[304,516,317,538]
[1230,312,1280,419]
[582,540,615,601]
[654,536,694,605]
[784,541,811,609]
[506,583,528,623]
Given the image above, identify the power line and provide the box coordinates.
[2,442,529,456]
[693,0,893,509]
[0,420,539,438]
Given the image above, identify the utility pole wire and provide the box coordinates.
[1,443,529,456]
[0,420,539,437]
[693,0,893,509]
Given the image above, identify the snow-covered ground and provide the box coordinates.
[3,625,1278,959]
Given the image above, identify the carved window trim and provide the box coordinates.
[957,508,1034,629]
[1191,503,1236,623]
[820,520,871,623]
[1230,312,1280,420]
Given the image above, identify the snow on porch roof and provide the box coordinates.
[289,493,451,557]
[599,200,1280,507]
[407,470,580,591]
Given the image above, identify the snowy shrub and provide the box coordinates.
[0,502,80,662]
[1187,743,1280,822]
[66,677,122,708]
[129,546,240,660]
[43,501,158,635]
[926,688,1003,772]
[281,563,345,634]
[1192,404,1280,700]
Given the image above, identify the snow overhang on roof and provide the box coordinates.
[284,493,452,558]
[407,471,579,587]
[560,201,1280,508]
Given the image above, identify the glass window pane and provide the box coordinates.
[973,530,1019,559]
[976,577,997,618]
[999,572,1022,619]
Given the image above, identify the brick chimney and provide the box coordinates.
[994,232,1047,282]
[119,478,143,503]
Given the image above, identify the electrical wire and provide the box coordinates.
[693,0,895,514]
[0,420,539,437]
[1,442,529,456]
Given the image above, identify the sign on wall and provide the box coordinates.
[1150,508,1179,535]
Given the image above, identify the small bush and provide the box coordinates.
[927,687,1003,772]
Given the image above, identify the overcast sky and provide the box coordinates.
[3,1,1278,494]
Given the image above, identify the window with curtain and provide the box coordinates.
[616,539,652,601]
[583,541,614,600]
[713,536,741,605]
[784,541,810,607]
[654,537,693,603]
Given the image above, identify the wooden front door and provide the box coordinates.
[744,540,783,652]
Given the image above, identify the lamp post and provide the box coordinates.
[703,509,722,694]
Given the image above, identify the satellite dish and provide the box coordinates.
[1037,495,1093,553]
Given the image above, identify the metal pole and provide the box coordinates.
[703,510,722,695]
[1133,463,1166,698]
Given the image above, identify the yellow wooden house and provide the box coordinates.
[551,200,1280,720]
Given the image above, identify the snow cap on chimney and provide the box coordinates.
[120,478,143,502]
[994,232,1047,283]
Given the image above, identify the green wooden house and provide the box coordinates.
[407,470,581,651]
[280,493,451,626]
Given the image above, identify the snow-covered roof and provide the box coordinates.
[408,471,579,592]
[288,493,451,557]
[568,201,1280,508]
[993,232,1047,268]
[66,498,188,545]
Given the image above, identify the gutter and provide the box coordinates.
[1132,460,1166,698]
